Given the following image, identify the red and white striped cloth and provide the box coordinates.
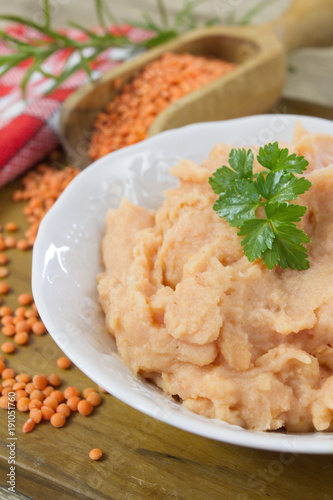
[0,24,151,188]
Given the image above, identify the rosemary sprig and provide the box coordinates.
[0,0,275,97]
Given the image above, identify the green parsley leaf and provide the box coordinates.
[269,222,310,270]
[238,219,274,262]
[229,148,254,178]
[208,148,254,194]
[265,202,307,223]
[262,240,280,270]
[209,142,312,270]
[257,142,309,174]
[213,180,261,227]
[209,166,239,194]
[256,172,312,204]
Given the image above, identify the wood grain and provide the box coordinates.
[0,102,333,500]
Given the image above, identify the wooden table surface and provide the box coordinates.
[0,98,333,500]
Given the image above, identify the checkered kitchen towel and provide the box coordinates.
[0,23,150,188]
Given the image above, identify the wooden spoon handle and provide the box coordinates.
[273,0,333,52]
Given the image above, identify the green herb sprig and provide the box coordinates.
[0,0,281,97]
[209,143,312,270]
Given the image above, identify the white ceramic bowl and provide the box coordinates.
[32,114,333,454]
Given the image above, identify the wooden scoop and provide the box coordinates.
[59,0,333,168]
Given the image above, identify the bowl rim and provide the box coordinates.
[32,114,333,454]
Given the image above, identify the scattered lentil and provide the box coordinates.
[42,385,54,397]
[47,373,61,386]
[18,293,33,306]
[23,419,35,433]
[1,342,15,353]
[14,331,29,345]
[50,412,66,428]
[43,396,58,410]
[41,406,54,421]
[33,374,48,390]
[2,367,15,379]
[64,386,80,399]
[0,266,9,278]
[0,282,9,294]
[31,321,46,335]
[2,324,15,336]
[78,399,93,416]
[17,397,30,412]
[89,448,103,461]
[67,396,81,412]
[5,222,18,232]
[30,408,42,423]
[86,392,101,407]
[56,403,71,417]
[57,356,71,369]
[50,390,65,403]
[29,399,43,410]
[16,373,31,383]
[0,254,8,265]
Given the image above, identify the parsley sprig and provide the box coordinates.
[209,142,312,270]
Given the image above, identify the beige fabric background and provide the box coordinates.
[0,0,332,108]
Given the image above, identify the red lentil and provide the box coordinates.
[82,387,96,398]
[0,282,9,294]
[41,406,54,421]
[4,236,16,249]
[1,342,15,353]
[0,266,9,278]
[89,52,236,160]
[2,315,13,325]
[0,395,9,409]
[2,325,15,337]
[14,331,29,345]
[3,378,15,388]
[57,356,71,369]
[25,382,35,395]
[42,385,54,397]
[29,408,42,423]
[50,390,65,403]
[32,374,48,390]
[5,222,18,232]
[47,373,61,387]
[16,239,29,251]
[78,399,93,416]
[43,396,58,410]
[18,293,33,306]
[23,419,35,433]
[13,382,25,391]
[17,397,30,412]
[0,306,12,316]
[86,392,101,407]
[50,412,66,428]
[31,321,46,335]
[89,448,103,461]
[64,386,80,400]
[30,390,44,402]
[2,367,15,379]
[15,389,28,401]
[16,373,31,383]
[67,396,81,412]
[56,403,71,417]
[29,399,43,410]
[0,254,8,265]
[15,307,27,317]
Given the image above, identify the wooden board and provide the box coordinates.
[1,99,333,500]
